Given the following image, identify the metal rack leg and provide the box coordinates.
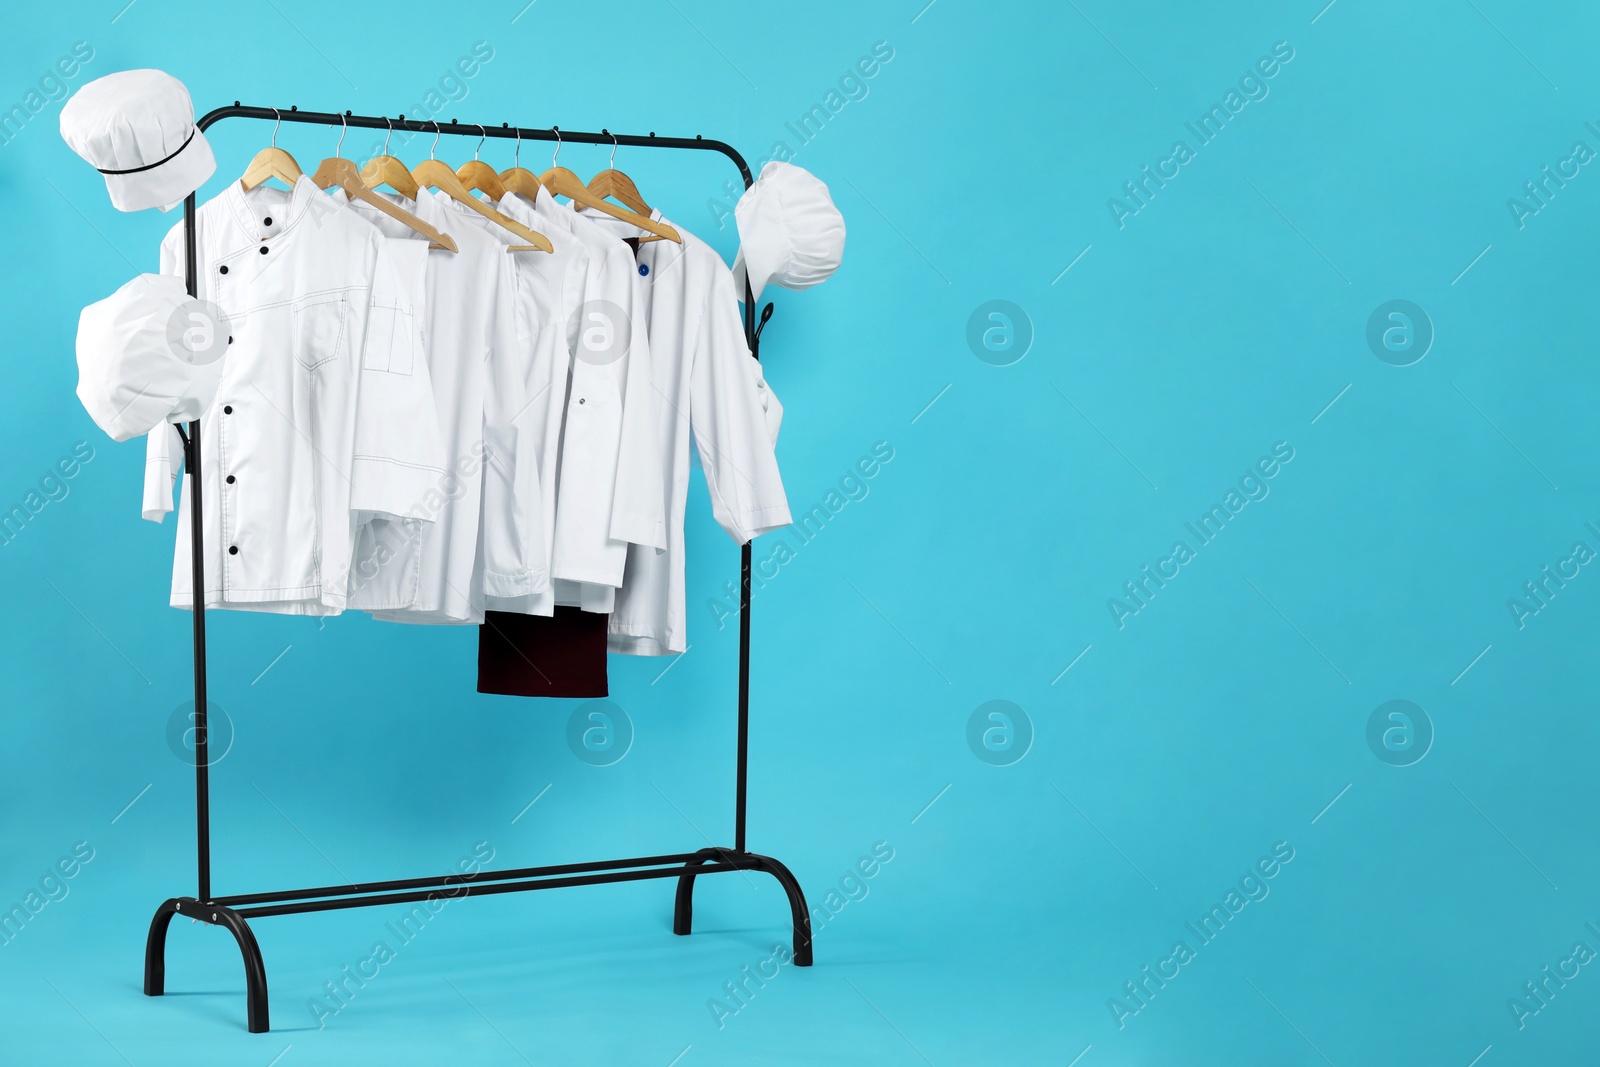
[735,542,751,853]
[141,899,177,998]
[185,420,211,905]
[672,848,813,966]
[671,848,720,934]
[144,897,270,1033]
[179,188,212,907]
[744,854,813,967]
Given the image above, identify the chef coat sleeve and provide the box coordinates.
[142,423,182,522]
[141,224,186,522]
[606,271,668,551]
[479,254,551,598]
[348,240,447,520]
[688,269,792,544]
[750,357,783,444]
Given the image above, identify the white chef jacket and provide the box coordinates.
[359,190,549,624]
[142,176,446,614]
[346,235,437,610]
[526,190,617,613]
[583,212,792,655]
[529,189,666,599]
[462,193,612,616]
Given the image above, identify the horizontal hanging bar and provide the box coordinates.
[197,104,753,185]
[213,850,715,907]
[233,861,744,919]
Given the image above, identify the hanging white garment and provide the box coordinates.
[355,190,549,624]
[345,235,435,609]
[141,176,446,615]
[577,210,791,655]
[528,188,666,609]
[462,192,610,616]
[527,190,617,613]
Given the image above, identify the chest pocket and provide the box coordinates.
[292,293,347,370]
[362,292,419,376]
[567,360,622,418]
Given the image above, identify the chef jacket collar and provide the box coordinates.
[221,174,331,244]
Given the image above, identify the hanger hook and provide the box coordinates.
[607,130,618,171]
[431,121,441,161]
[513,127,522,168]
[475,124,487,162]
[335,112,347,159]
[270,107,281,149]
[550,126,561,168]
[382,116,394,156]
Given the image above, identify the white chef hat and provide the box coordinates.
[76,274,228,442]
[60,69,215,213]
[732,162,846,304]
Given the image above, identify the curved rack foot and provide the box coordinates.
[144,897,270,1033]
[673,848,813,966]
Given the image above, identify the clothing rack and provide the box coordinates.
[140,104,812,1034]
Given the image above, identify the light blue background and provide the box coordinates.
[3,1,1598,1063]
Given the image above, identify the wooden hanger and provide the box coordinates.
[457,125,507,202]
[314,116,457,252]
[499,127,544,201]
[413,125,552,253]
[540,127,680,244]
[361,117,420,200]
[588,131,652,213]
[588,168,651,215]
[239,108,303,192]
[588,131,672,243]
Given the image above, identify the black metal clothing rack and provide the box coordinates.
[141,105,812,1034]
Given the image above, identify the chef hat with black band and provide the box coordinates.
[60,69,215,213]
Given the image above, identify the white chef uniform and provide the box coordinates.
[360,189,549,624]
[529,188,666,606]
[459,192,615,616]
[345,234,436,610]
[525,190,619,615]
[579,211,791,655]
[142,176,446,615]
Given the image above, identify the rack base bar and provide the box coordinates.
[143,847,812,1034]
[235,860,743,918]
[213,850,711,907]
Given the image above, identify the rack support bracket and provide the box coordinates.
[144,897,270,1033]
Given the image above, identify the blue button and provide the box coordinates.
[638,264,649,276]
